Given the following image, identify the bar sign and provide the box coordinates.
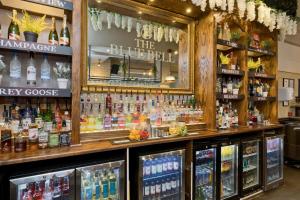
[0,87,71,97]
[23,0,73,10]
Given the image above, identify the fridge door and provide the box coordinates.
[10,169,75,200]
[194,146,217,200]
[139,149,185,200]
[220,144,239,200]
[242,139,261,191]
[265,135,284,186]
[76,160,125,200]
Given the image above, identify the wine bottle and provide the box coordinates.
[49,17,59,45]
[8,10,20,40]
[27,52,36,86]
[59,15,70,46]
[41,55,51,80]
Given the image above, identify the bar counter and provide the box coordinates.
[0,124,283,167]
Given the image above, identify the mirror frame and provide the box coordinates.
[81,0,195,94]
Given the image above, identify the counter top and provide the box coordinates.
[0,124,283,167]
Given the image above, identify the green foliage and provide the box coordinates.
[15,11,48,34]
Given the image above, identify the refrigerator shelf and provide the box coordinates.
[267,149,280,154]
[243,182,259,190]
[143,171,181,181]
[243,153,258,158]
[243,165,257,172]
[221,157,234,162]
[267,163,279,169]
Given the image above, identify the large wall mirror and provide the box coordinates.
[84,0,194,93]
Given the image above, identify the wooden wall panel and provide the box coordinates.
[71,0,82,145]
[194,12,217,130]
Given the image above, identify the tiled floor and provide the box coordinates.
[255,166,300,200]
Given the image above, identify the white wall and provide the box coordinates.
[278,41,300,74]
[278,41,300,118]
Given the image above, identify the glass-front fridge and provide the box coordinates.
[241,138,262,195]
[194,144,217,200]
[220,143,239,200]
[76,160,125,200]
[139,149,185,200]
[10,169,75,200]
[263,132,284,191]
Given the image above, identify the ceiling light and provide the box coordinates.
[96,0,101,3]
[186,8,192,14]
[172,20,176,23]
[97,59,101,67]
[174,51,178,55]
[149,0,155,2]
[138,11,143,15]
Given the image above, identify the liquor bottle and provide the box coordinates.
[155,96,162,126]
[108,169,117,198]
[95,103,103,131]
[125,92,132,128]
[103,108,112,130]
[41,55,51,81]
[1,128,12,153]
[53,176,61,200]
[111,103,119,129]
[10,53,21,80]
[8,10,20,40]
[149,98,157,126]
[23,100,32,130]
[62,110,71,131]
[101,171,109,199]
[62,176,70,198]
[49,17,59,45]
[0,24,2,38]
[106,92,112,115]
[27,52,37,86]
[60,15,70,46]
[43,181,53,200]
[227,78,233,94]
[28,123,39,150]
[222,78,228,94]
[14,125,27,152]
[32,182,42,200]
[87,104,96,131]
[38,126,49,149]
[139,93,148,123]
[54,100,62,130]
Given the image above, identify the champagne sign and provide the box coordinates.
[0,87,71,97]
[110,38,177,64]
[23,0,73,10]
[0,39,72,56]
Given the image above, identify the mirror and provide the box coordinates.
[86,0,194,91]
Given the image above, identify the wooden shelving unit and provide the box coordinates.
[195,12,278,130]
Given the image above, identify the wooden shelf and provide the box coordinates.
[217,39,245,50]
[0,38,72,56]
[248,71,276,79]
[0,86,71,97]
[248,47,275,57]
[248,96,276,102]
[217,93,245,100]
[217,68,245,76]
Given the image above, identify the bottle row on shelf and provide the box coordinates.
[216,77,242,96]
[0,9,70,46]
[216,101,239,129]
[80,92,204,140]
[81,168,119,200]
[248,79,271,98]
[0,52,71,89]
[0,100,71,153]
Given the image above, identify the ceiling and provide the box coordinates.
[130,0,300,46]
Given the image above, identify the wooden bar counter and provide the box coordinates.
[0,124,283,167]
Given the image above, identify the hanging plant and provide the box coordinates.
[246,1,256,22]
[237,0,246,19]
[227,0,235,14]
[209,0,216,9]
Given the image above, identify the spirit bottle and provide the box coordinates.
[60,15,70,46]
[28,123,39,150]
[106,92,112,115]
[95,103,103,130]
[43,181,53,200]
[23,100,32,130]
[101,171,109,199]
[49,17,59,45]
[103,108,112,130]
[32,182,42,200]
[41,55,51,81]
[9,53,21,80]
[55,100,62,130]
[27,52,37,86]
[87,104,96,131]
[111,103,119,129]
[14,125,27,152]
[1,128,12,153]
[227,78,233,94]
[8,10,20,40]
[38,126,49,149]
[108,169,117,198]
[155,96,162,126]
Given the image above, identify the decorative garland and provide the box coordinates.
[88,7,181,44]
[191,0,298,41]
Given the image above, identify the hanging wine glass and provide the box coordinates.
[90,8,98,31]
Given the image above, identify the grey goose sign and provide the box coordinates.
[23,0,73,10]
[0,87,71,97]
[0,39,72,56]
